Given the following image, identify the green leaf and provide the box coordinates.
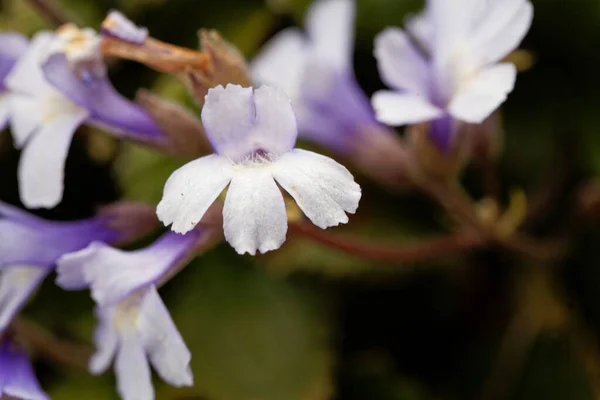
[157,252,334,400]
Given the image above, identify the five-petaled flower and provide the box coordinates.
[372,0,533,150]
[5,26,164,209]
[157,84,362,255]
[56,229,203,400]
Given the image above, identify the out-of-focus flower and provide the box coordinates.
[101,10,148,44]
[0,338,49,400]
[0,33,28,131]
[157,84,361,255]
[55,229,210,400]
[252,0,380,151]
[372,0,533,151]
[6,27,164,209]
[0,201,152,332]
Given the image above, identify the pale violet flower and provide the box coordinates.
[0,33,28,130]
[372,0,533,150]
[6,28,164,209]
[0,339,49,400]
[101,10,148,44]
[251,0,384,153]
[157,84,362,255]
[56,230,200,400]
[0,201,122,332]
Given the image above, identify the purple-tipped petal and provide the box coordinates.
[0,203,121,268]
[0,341,49,400]
[57,229,204,305]
[101,10,148,44]
[42,53,165,141]
[0,33,28,89]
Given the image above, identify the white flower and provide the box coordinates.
[89,288,192,400]
[157,84,361,255]
[372,0,533,126]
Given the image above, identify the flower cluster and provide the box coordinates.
[0,0,533,399]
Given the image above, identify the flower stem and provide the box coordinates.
[289,222,484,263]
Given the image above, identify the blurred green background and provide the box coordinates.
[3,0,600,399]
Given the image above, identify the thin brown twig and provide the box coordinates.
[24,0,72,28]
[11,318,92,370]
[289,222,484,263]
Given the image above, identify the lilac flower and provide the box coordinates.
[56,230,202,400]
[251,0,381,152]
[0,201,122,332]
[157,84,361,255]
[372,0,533,150]
[6,26,164,209]
[0,33,28,130]
[0,339,49,400]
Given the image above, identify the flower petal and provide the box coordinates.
[57,231,200,306]
[157,154,232,234]
[372,90,443,126]
[202,85,297,160]
[0,266,49,332]
[374,28,430,95]
[405,10,433,53]
[42,54,164,140]
[115,332,154,400]
[8,94,42,148]
[306,0,355,71]
[251,28,307,99]
[5,31,55,95]
[272,149,361,229]
[448,63,516,124]
[3,347,49,400]
[89,308,118,375]
[138,287,193,387]
[223,167,287,255]
[0,33,28,84]
[18,107,89,209]
[469,0,533,67]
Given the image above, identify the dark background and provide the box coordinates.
[2,0,600,399]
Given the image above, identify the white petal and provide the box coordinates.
[89,309,118,375]
[251,28,307,99]
[0,266,48,332]
[5,31,55,95]
[18,108,88,209]
[157,154,232,234]
[405,10,433,53]
[448,63,516,124]
[469,0,533,67]
[201,85,298,161]
[306,0,355,71]
[115,332,154,400]
[8,94,42,148]
[371,90,443,126]
[374,28,430,95]
[138,287,193,387]
[272,149,361,229]
[223,166,287,255]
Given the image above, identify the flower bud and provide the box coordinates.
[135,88,212,158]
[184,29,251,105]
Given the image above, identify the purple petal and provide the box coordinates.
[0,267,50,332]
[297,62,379,153]
[42,53,165,141]
[57,229,204,305]
[0,341,49,400]
[0,33,28,89]
[0,203,121,268]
